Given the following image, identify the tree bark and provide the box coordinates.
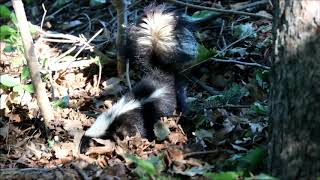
[269,0,320,179]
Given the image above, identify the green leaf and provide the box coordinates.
[0,5,11,19]
[175,165,213,176]
[197,44,217,61]
[238,147,266,172]
[13,84,24,95]
[244,173,278,180]
[23,84,34,93]
[21,66,30,80]
[3,43,15,52]
[128,155,156,176]
[194,129,214,140]
[0,25,17,40]
[47,139,55,148]
[193,114,209,128]
[250,102,268,116]
[223,84,249,104]
[153,121,170,141]
[52,96,69,108]
[255,69,269,90]
[192,10,217,20]
[204,171,243,180]
[233,23,256,39]
[11,55,26,67]
[0,74,20,87]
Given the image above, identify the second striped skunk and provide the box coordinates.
[80,69,177,153]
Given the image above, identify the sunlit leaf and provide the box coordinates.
[0,25,17,40]
[23,84,34,93]
[13,84,24,95]
[11,55,26,67]
[21,66,30,80]
[0,74,20,87]
[0,5,11,19]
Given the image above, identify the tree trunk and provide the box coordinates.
[269,0,320,179]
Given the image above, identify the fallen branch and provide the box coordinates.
[211,57,270,70]
[167,0,272,20]
[12,0,54,128]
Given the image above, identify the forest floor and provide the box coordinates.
[0,0,272,179]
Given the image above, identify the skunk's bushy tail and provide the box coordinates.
[127,4,197,70]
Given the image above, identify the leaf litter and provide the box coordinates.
[0,0,271,179]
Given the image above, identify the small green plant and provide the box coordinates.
[127,154,174,180]
[0,73,34,95]
[205,84,249,107]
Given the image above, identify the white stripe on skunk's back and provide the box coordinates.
[143,86,169,103]
[137,5,177,54]
[84,97,141,138]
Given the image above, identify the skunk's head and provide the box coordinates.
[127,4,198,70]
[84,97,141,138]
[79,97,141,153]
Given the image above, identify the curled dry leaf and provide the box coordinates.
[85,138,116,155]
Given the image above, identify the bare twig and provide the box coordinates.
[40,4,47,30]
[184,150,219,158]
[48,59,97,71]
[211,57,270,70]
[12,0,54,128]
[46,2,72,20]
[208,104,251,109]
[74,29,103,58]
[167,0,272,20]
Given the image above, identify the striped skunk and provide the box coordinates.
[80,69,177,153]
[79,4,197,153]
[126,3,198,112]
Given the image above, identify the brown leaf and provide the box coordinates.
[86,144,115,155]
[168,132,187,144]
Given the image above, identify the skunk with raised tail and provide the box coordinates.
[126,3,198,112]
[79,4,197,153]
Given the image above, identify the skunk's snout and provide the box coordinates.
[79,135,91,154]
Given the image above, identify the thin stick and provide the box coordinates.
[40,4,47,30]
[167,0,272,20]
[184,150,219,158]
[211,57,270,70]
[12,0,54,128]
